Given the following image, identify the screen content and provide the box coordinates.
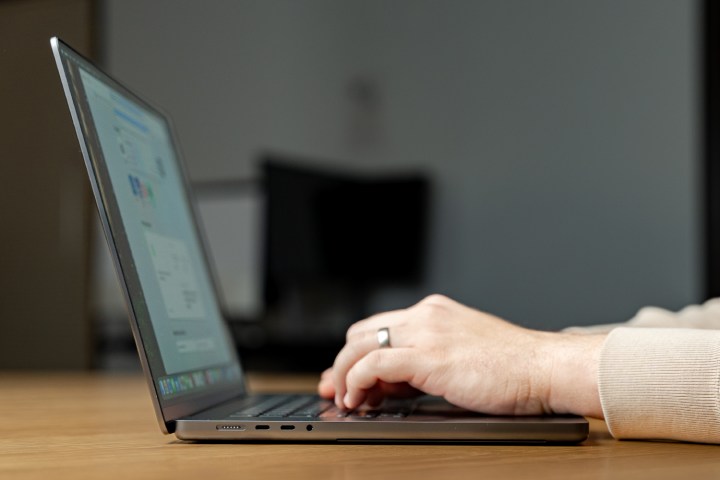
[77,67,238,398]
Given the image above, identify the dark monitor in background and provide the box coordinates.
[263,158,429,293]
[257,156,430,370]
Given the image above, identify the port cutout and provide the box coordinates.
[216,425,245,431]
[280,425,295,430]
[306,425,314,431]
[255,425,270,430]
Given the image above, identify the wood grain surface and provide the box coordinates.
[0,372,717,479]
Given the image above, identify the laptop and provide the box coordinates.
[50,37,588,443]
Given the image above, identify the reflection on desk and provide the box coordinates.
[0,372,718,480]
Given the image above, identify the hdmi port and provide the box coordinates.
[255,425,270,430]
[280,425,295,430]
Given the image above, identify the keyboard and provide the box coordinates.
[226,394,414,420]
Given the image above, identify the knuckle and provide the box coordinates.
[420,294,450,307]
[414,299,450,324]
[345,311,384,341]
[347,351,382,388]
[346,321,365,341]
[346,365,365,390]
[342,341,363,364]
[332,344,354,371]
[363,349,383,370]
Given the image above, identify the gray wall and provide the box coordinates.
[101,0,701,330]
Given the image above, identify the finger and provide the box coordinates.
[318,376,335,399]
[345,309,410,342]
[343,348,426,410]
[332,330,383,408]
[318,368,335,398]
[317,367,335,397]
[332,323,411,408]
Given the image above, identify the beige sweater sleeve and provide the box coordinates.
[564,299,720,442]
[564,298,720,334]
[599,327,720,443]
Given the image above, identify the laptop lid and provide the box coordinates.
[50,37,246,434]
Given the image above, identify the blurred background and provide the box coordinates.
[0,0,710,372]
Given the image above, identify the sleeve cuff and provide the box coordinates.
[599,327,720,443]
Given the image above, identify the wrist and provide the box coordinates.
[542,332,606,418]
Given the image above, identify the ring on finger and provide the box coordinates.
[377,327,392,348]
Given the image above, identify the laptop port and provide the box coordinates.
[216,425,246,431]
[280,425,295,430]
[255,425,270,430]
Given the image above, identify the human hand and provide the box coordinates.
[318,294,605,417]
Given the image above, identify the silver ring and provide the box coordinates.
[377,327,391,348]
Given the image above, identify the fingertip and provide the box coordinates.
[317,381,335,399]
[343,392,362,411]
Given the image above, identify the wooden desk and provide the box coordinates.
[0,373,718,479]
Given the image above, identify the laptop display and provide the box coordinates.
[51,38,245,429]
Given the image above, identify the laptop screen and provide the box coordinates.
[52,39,244,422]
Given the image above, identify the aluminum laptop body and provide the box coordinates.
[50,37,588,444]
